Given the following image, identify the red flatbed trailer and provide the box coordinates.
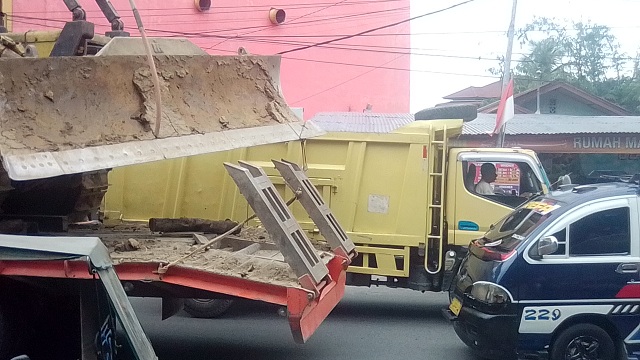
[0,245,348,344]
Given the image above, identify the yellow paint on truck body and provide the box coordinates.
[105,119,549,279]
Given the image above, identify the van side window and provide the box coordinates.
[568,207,630,256]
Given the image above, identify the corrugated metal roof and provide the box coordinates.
[463,114,640,135]
[309,112,640,136]
[309,112,414,133]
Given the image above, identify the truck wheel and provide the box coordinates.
[183,298,234,318]
[550,323,615,360]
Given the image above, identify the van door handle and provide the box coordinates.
[616,263,639,274]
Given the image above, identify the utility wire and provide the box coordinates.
[289,54,406,104]
[8,15,639,65]
[197,6,408,40]
[10,15,640,67]
[277,0,476,55]
[7,6,410,36]
[205,0,353,50]
[13,0,406,14]
[7,7,408,29]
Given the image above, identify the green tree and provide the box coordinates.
[506,17,640,114]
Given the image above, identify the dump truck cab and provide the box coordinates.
[447,147,550,247]
[322,116,551,291]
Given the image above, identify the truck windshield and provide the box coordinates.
[479,206,552,252]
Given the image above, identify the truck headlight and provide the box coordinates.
[469,281,512,304]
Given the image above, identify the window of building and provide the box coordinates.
[548,98,557,114]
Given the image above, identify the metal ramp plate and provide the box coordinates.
[273,159,356,260]
[224,161,329,291]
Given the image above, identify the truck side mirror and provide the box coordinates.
[531,236,558,259]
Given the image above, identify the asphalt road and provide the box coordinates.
[129,286,479,360]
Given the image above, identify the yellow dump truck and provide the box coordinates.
[105,109,552,302]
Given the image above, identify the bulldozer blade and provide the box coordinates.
[0,55,323,180]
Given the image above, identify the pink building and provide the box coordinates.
[5,0,411,119]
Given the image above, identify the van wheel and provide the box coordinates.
[550,323,615,360]
[183,298,234,318]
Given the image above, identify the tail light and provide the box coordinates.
[470,240,516,262]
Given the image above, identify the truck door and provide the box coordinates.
[521,196,640,302]
[447,150,548,246]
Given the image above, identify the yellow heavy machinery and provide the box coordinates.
[0,4,320,224]
[0,2,354,359]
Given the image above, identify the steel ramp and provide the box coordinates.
[224,161,329,294]
[272,159,356,262]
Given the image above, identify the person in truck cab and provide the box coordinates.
[475,163,498,195]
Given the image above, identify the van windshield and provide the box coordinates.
[479,200,560,252]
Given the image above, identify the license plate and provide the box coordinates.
[449,297,462,316]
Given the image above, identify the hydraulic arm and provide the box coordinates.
[62,0,128,36]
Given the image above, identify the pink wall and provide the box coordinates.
[10,0,410,119]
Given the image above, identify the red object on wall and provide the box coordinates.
[11,0,410,119]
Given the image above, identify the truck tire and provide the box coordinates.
[550,323,615,360]
[183,298,234,318]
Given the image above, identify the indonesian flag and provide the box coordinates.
[492,78,515,135]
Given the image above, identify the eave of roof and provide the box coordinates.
[462,113,640,135]
[477,81,631,116]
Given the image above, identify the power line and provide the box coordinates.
[7,7,409,30]
[204,0,353,50]
[8,16,570,89]
[12,0,406,14]
[282,56,499,78]
[9,14,639,65]
[277,0,476,55]
[174,6,409,36]
[11,14,639,67]
[289,54,407,104]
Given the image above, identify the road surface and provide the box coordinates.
[129,286,478,360]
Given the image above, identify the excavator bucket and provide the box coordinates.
[0,37,322,181]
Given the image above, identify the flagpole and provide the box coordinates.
[497,0,518,147]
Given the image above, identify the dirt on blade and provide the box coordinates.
[0,55,297,155]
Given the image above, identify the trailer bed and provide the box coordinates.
[95,225,334,289]
[31,222,345,343]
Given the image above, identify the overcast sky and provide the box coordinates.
[410,0,640,112]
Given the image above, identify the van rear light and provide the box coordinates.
[469,281,513,304]
[470,240,516,262]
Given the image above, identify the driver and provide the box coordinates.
[475,163,497,195]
